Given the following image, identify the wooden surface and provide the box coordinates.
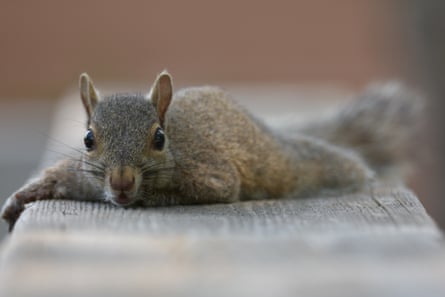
[0,186,444,297]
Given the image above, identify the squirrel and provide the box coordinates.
[1,71,422,230]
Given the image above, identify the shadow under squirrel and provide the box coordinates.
[1,71,421,230]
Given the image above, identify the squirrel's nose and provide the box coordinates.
[109,166,136,192]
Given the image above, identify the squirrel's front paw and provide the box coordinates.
[1,180,56,231]
[1,193,24,231]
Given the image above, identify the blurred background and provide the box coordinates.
[0,0,443,237]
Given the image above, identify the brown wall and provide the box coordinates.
[0,1,404,99]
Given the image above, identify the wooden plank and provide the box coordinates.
[0,186,444,297]
[7,186,442,237]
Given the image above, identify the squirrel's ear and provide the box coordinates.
[149,70,173,127]
[79,73,100,125]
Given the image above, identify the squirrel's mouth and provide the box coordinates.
[105,166,142,207]
[109,191,137,207]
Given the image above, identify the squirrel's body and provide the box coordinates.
[168,87,371,203]
[1,72,420,229]
[169,87,300,203]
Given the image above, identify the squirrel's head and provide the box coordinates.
[79,71,174,207]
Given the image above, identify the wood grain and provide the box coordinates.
[0,186,444,297]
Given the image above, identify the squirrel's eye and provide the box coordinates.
[84,129,95,151]
[153,127,165,150]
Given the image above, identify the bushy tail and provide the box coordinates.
[298,82,424,175]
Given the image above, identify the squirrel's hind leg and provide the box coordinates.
[175,157,241,204]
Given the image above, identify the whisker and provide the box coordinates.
[66,167,105,177]
[78,159,106,172]
[44,135,85,154]
[41,149,106,175]
[73,169,105,177]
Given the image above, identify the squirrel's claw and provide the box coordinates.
[1,183,55,232]
[1,193,25,232]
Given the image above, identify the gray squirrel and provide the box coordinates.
[1,71,421,230]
